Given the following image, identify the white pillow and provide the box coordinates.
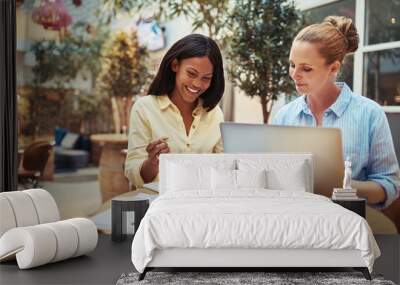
[211,168,236,190]
[211,169,267,190]
[266,163,307,191]
[61,133,79,149]
[238,159,309,192]
[236,169,267,188]
[164,158,236,193]
[167,163,211,191]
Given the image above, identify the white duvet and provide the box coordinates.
[131,190,380,273]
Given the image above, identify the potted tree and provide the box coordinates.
[228,0,302,123]
[97,31,149,134]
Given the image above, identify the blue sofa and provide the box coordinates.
[54,128,91,171]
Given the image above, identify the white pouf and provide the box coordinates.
[0,189,98,269]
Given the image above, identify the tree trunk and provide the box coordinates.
[111,97,121,134]
[111,96,135,134]
[260,95,270,124]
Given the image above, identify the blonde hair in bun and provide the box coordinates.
[294,15,359,64]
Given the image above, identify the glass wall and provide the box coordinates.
[15,0,161,221]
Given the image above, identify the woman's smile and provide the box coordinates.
[185,85,201,97]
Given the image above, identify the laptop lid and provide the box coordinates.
[221,122,344,197]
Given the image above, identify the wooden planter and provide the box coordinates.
[91,134,129,203]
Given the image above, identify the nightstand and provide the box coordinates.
[111,197,149,242]
[332,198,366,218]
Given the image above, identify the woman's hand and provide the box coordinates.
[146,137,170,165]
[140,137,170,183]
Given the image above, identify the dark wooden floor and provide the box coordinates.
[0,234,134,285]
[0,235,399,285]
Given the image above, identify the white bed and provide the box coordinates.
[131,154,380,280]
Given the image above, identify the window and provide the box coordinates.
[363,48,400,106]
[338,54,354,89]
[365,0,400,45]
[304,0,355,24]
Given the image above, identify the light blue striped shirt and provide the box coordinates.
[273,82,400,209]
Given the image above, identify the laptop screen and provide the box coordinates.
[221,122,344,197]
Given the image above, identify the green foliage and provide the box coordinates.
[103,0,231,45]
[25,22,111,136]
[30,21,110,87]
[20,88,74,137]
[72,91,102,121]
[69,22,111,82]
[97,31,149,97]
[228,0,301,122]
[31,40,80,86]
[97,0,137,24]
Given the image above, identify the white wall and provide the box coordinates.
[232,88,263,123]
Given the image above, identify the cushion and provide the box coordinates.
[211,168,236,190]
[60,133,79,149]
[0,196,16,237]
[42,222,78,262]
[211,169,268,190]
[236,169,267,188]
[23,189,60,224]
[0,218,98,269]
[167,163,211,191]
[160,155,236,194]
[0,192,39,228]
[54,148,89,170]
[0,189,60,237]
[54,127,68,146]
[237,159,309,192]
[64,218,98,257]
[266,162,307,191]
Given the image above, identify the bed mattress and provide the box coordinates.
[131,190,380,273]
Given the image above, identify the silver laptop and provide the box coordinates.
[221,122,344,197]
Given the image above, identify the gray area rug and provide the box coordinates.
[116,271,395,285]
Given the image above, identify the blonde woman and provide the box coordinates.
[273,16,399,212]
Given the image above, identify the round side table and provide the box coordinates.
[111,196,149,242]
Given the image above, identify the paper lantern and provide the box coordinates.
[32,0,72,31]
